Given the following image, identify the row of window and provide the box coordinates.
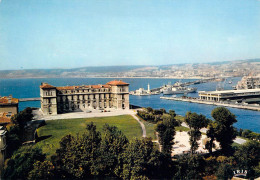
[59,88,111,94]
[58,94,113,101]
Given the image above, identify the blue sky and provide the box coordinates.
[0,0,259,70]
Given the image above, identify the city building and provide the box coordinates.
[40,80,130,115]
[0,95,19,124]
[199,89,260,102]
[236,75,260,89]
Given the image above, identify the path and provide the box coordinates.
[181,122,247,145]
[33,109,136,121]
[131,114,146,138]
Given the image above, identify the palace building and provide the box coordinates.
[40,80,130,115]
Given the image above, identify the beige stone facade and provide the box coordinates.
[40,80,130,115]
[0,95,18,115]
[0,96,18,124]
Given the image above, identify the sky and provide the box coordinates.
[0,0,260,70]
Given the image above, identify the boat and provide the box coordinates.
[162,86,197,95]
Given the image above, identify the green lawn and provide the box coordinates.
[140,119,157,140]
[175,115,185,122]
[34,115,142,158]
[175,126,190,132]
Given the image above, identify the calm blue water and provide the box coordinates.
[0,77,259,132]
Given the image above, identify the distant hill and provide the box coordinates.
[0,59,259,78]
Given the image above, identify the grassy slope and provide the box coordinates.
[35,115,142,158]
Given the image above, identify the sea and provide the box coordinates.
[0,77,259,133]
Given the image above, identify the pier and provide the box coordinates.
[160,96,260,111]
[149,78,224,93]
[19,98,41,102]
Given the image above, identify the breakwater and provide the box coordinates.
[150,78,224,92]
[19,98,41,102]
[160,97,260,111]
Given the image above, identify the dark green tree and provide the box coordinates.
[169,110,176,118]
[174,154,206,179]
[119,138,169,179]
[146,107,153,113]
[52,122,102,179]
[155,116,177,156]
[211,107,237,155]
[5,125,22,157]
[185,112,209,154]
[11,107,33,128]
[97,124,129,177]
[2,146,46,180]
[28,161,56,180]
[205,122,217,154]
[235,140,260,178]
[216,163,234,180]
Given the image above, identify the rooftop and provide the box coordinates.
[41,80,129,90]
[106,80,129,86]
[40,83,56,89]
[199,88,260,95]
[0,112,13,124]
[0,95,19,105]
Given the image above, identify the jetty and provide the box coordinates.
[19,98,41,102]
[160,96,260,111]
[150,78,224,93]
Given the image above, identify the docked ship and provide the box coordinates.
[162,86,197,95]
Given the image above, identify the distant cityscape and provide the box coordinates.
[0,59,260,79]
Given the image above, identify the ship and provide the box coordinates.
[162,86,197,95]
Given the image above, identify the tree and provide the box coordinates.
[97,124,129,177]
[169,110,176,118]
[11,107,33,128]
[119,138,169,179]
[216,163,234,180]
[174,154,206,179]
[211,107,237,155]
[2,146,46,180]
[52,122,102,179]
[28,161,55,180]
[5,107,34,156]
[205,122,216,154]
[185,112,209,154]
[155,117,177,156]
[235,140,260,178]
[5,125,22,157]
[146,107,153,113]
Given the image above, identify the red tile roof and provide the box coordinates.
[0,96,18,104]
[0,112,12,124]
[106,80,129,86]
[40,83,56,89]
[42,81,126,91]
[56,86,78,90]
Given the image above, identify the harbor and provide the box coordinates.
[130,78,224,96]
[1,77,260,132]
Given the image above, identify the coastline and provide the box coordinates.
[0,76,233,80]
